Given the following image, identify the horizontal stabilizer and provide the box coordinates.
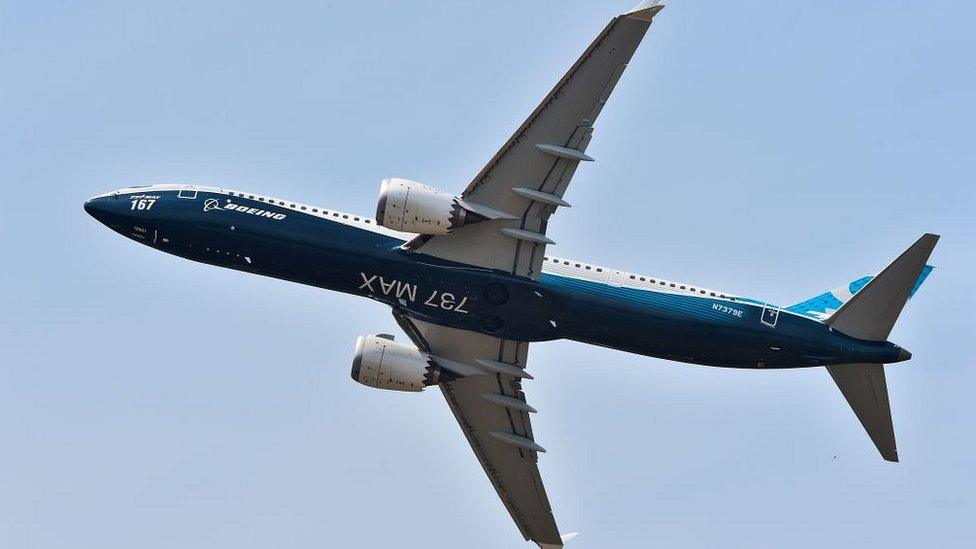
[827,363,897,461]
[826,234,939,341]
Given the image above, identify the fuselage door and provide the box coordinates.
[178,186,198,199]
[760,305,780,328]
[608,270,625,287]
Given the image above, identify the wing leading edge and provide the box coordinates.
[409,2,665,281]
[393,3,666,545]
[396,314,560,546]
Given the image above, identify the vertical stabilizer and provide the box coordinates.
[786,265,934,320]
[826,363,898,461]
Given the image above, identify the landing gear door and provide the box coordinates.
[760,305,780,328]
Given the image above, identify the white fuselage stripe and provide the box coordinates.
[103,184,815,320]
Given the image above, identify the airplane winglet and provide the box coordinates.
[625,0,664,21]
[535,532,579,548]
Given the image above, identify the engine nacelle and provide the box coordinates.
[375,178,469,235]
[351,334,437,392]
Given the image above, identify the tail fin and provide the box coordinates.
[787,267,934,321]
[824,234,939,462]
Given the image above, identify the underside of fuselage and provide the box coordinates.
[74,4,944,544]
[84,185,906,369]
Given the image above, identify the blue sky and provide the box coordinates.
[2,1,974,547]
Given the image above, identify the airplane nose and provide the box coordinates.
[84,197,109,222]
[84,193,126,226]
[896,347,912,362]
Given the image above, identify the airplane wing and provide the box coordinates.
[393,311,562,547]
[408,1,664,280]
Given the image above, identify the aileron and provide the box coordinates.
[406,2,665,281]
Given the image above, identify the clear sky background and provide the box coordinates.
[2,1,974,547]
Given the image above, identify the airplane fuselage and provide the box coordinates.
[85,185,906,369]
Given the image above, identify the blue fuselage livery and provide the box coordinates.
[80,5,941,545]
[84,185,908,369]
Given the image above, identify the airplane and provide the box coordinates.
[83,2,938,547]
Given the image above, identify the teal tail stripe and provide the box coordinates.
[910,264,934,297]
[787,264,935,319]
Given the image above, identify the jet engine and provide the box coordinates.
[350,334,443,392]
[375,178,488,235]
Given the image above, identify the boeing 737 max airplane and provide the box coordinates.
[84,2,938,547]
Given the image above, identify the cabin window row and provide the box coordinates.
[227,191,373,224]
[542,256,729,300]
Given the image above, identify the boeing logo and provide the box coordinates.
[205,198,286,220]
[81,3,940,547]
